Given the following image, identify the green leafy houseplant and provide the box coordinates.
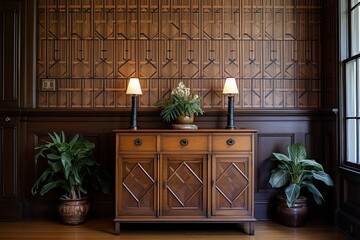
[269,143,334,208]
[31,131,111,200]
[154,82,204,122]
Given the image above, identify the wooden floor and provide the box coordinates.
[0,219,347,240]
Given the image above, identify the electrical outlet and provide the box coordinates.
[41,79,56,91]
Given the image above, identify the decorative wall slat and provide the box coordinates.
[37,0,322,109]
[0,6,19,108]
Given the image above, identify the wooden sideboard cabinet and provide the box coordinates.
[114,129,257,235]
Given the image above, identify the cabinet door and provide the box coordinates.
[116,154,158,217]
[161,154,208,217]
[212,154,253,217]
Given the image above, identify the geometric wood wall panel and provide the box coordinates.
[37,0,322,109]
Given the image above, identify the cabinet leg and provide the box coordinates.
[238,222,255,235]
[114,222,121,235]
[247,222,255,235]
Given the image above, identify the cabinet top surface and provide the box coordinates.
[113,129,257,133]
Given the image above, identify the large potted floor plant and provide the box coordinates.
[31,131,111,225]
[268,143,334,227]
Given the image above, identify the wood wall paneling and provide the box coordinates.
[0,113,25,221]
[0,2,20,108]
[0,1,25,221]
[1,123,17,198]
[257,134,294,193]
[36,0,323,110]
[341,170,360,221]
[336,169,360,239]
[0,0,343,223]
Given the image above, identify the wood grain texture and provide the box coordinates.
[36,0,323,109]
[0,220,347,240]
[115,130,256,234]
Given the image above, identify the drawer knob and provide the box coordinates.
[226,138,235,146]
[5,117,11,122]
[134,138,143,146]
[180,138,189,146]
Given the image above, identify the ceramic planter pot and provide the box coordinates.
[58,197,91,225]
[277,195,308,227]
[175,114,194,124]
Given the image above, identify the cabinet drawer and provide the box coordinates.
[212,135,252,151]
[118,135,157,151]
[160,135,208,151]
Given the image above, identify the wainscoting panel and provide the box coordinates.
[0,1,20,108]
[336,168,360,239]
[256,134,294,193]
[22,110,329,220]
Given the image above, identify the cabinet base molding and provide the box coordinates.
[113,219,256,235]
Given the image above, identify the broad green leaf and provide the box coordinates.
[47,153,61,160]
[313,171,334,186]
[272,153,290,161]
[288,143,306,164]
[300,159,324,171]
[302,181,324,205]
[285,184,300,208]
[269,170,290,188]
[39,179,65,196]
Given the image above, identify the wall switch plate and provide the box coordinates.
[41,79,56,91]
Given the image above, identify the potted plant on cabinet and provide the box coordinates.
[154,82,204,129]
[268,143,334,227]
[31,131,111,225]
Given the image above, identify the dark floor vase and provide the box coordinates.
[58,197,91,225]
[277,195,308,227]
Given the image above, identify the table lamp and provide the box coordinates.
[126,78,142,130]
[223,77,239,129]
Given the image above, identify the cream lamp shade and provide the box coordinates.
[223,77,239,94]
[126,78,142,95]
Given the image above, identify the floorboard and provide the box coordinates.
[0,219,348,240]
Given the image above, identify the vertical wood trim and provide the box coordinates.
[0,3,19,107]
[0,124,17,198]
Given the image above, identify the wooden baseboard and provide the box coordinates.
[0,202,29,221]
[335,208,360,240]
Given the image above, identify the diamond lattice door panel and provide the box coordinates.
[212,154,253,217]
[162,154,208,217]
[117,155,157,217]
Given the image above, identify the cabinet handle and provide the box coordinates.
[180,138,189,146]
[133,138,143,146]
[5,117,11,122]
[226,138,235,146]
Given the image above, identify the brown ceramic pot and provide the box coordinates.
[175,114,194,124]
[277,195,308,227]
[58,197,91,225]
